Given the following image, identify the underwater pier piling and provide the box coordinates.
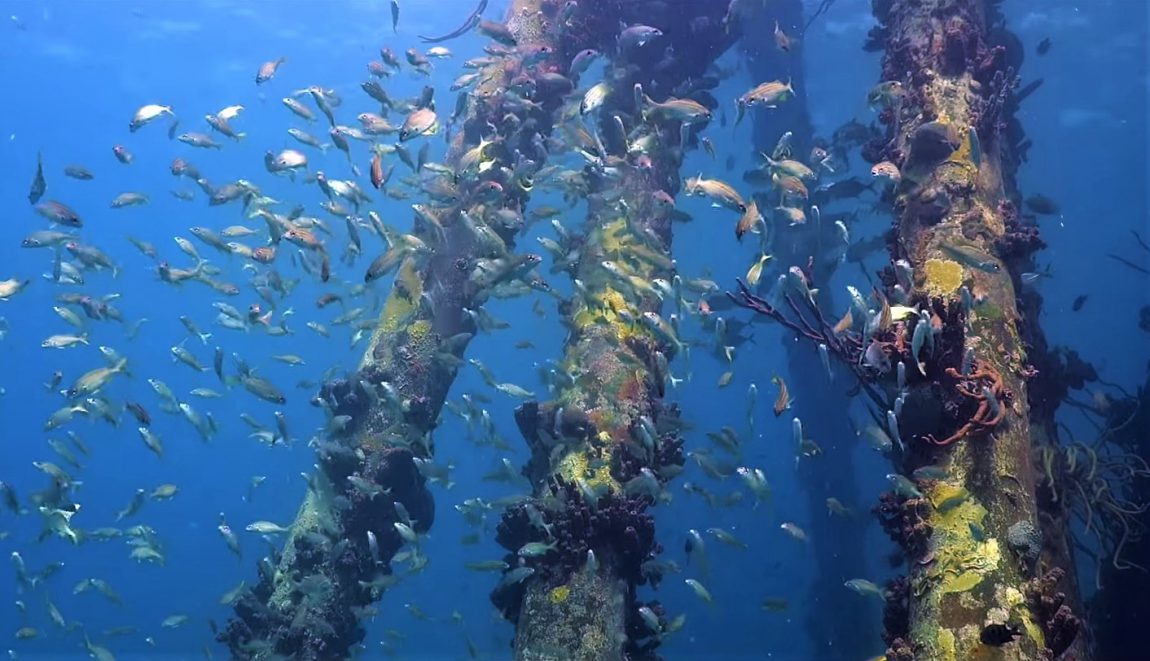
[220,1,589,657]
[866,0,1085,658]
[490,7,736,660]
[496,157,681,661]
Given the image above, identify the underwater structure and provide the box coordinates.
[726,0,1097,658]
[863,0,1088,656]
[840,0,1087,657]
[492,127,686,661]
[215,0,1122,659]
[221,1,589,657]
[222,1,734,658]
[7,1,1150,660]
[488,4,736,660]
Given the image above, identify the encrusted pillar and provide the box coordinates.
[495,162,683,661]
[864,0,1086,658]
[220,2,591,657]
[729,0,1088,658]
[489,5,735,659]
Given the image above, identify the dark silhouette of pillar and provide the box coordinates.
[744,2,875,655]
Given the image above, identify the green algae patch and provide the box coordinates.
[971,300,1006,325]
[549,584,570,605]
[378,260,422,334]
[1003,586,1046,649]
[923,258,965,297]
[926,483,1001,596]
[555,445,616,493]
[938,628,957,661]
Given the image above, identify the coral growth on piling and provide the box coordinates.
[1024,567,1081,659]
[874,493,933,561]
[491,476,663,623]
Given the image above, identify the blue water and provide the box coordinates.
[1,0,1146,659]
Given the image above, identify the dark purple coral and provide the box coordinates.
[491,477,662,622]
[613,429,685,485]
[885,637,915,661]
[882,576,910,648]
[995,198,1046,262]
[1024,567,1081,658]
[941,15,976,76]
[316,376,372,431]
[874,492,932,560]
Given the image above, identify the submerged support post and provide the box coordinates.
[489,7,735,659]
[866,0,1085,658]
[497,159,680,661]
[221,3,588,657]
[743,2,875,653]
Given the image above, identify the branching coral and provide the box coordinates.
[1038,383,1149,583]
[924,359,1009,446]
[1037,433,1149,589]
[975,67,1020,139]
[726,278,891,411]
[728,277,984,453]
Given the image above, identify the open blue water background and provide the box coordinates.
[0,0,1145,658]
